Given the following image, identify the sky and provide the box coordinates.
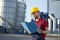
[24,0,47,22]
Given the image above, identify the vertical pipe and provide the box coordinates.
[47,0,49,13]
[57,18,60,33]
[53,18,56,31]
[48,18,52,31]
[49,14,56,31]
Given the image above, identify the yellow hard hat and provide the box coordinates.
[30,7,40,14]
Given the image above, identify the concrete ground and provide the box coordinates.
[0,34,60,40]
[46,34,60,40]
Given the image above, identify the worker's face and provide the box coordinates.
[32,11,40,19]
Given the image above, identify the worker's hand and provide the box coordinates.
[24,30,28,34]
[37,29,43,33]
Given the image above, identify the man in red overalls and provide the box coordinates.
[30,7,48,40]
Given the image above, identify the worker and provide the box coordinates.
[30,7,48,40]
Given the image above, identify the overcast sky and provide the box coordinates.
[24,0,47,21]
[19,0,47,21]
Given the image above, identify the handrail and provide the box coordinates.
[0,16,16,30]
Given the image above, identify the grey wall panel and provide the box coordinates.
[49,1,60,18]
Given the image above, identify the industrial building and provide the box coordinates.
[0,0,17,27]
[16,1,26,32]
[49,0,60,18]
[0,0,26,33]
[48,0,60,33]
[49,0,60,27]
[0,0,60,40]
[0,0,60,34]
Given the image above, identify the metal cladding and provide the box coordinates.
[16,2,26,27]
[0,0,17,27]
[49,0,60,18]
[0,0,26,33]
[0,0,26,28]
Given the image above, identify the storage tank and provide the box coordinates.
[49,0,60,18]
[0,0,17,28]
[16,0,26,32]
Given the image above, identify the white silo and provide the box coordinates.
[16,0,26,30]
[0,0,17,28]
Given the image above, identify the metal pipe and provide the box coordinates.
[48,18,52,31]
[49,14,56,31]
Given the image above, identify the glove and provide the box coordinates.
[37,29,43,33]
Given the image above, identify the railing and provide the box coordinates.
[0,16,16,30]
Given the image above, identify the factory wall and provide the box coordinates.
[49,0,60,18]
[0,0,17,28]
